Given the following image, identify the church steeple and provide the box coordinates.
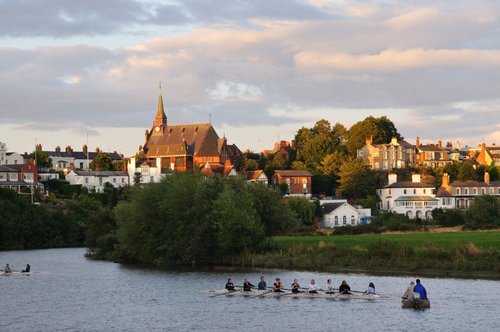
[153,82,167,128]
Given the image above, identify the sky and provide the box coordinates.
[1,0,499,156]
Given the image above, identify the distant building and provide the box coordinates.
[321,199,372,228]
[130,85,239,180]
[5,152,24,165]
[245,170,268,184]
[415,137,452,168]
[377,173,438,220]
[0,158,38,194]
[272,170,312,197]
[357,136,415,171]
[66,170,129,193]
[436,172,500,210]
[0,142,6,165]
[476,143,500,167]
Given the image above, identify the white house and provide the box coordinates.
[377,173,438,220]
[245,170,269,184]
[66,170,129,192]
[6,152,24,165]
[127,156,164,184]
[321,199,372,228]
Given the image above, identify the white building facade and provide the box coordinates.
[377,173,438,220]
[127,156,165,184]
[66,170,129,192]
[321,199,372,228]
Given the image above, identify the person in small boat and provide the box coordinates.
[273,277,284,292]
[257,276,267,290]
[413,279,428,300]
[325,279,335,294]
[21,264,30,273]
[225,278,235,291]
[4,263,11,273]
[243,277,255,291]
[291,279,302,293]
[338,280,352,294]
[402,281,415,300]
[364,282,376,295]
[308,279,322,293]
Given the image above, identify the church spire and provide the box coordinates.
[153,81,167,127]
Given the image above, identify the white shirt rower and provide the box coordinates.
[308,279,322,293]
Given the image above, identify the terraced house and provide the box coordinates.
[357,136,416,171]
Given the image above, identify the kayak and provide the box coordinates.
[202,289,388,300]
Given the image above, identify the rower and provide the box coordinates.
[413,279,428,300]
[325,279,335,294]
[364,282,376,295]
[225,278,235,291]
[243,277,255,291]
[22,264,30,273]
[4,263,11,273]
[291,279,301,293]
[339,280,352,294]
[308,279,322,294]
[257,276,267,290]
[273,277,284,292]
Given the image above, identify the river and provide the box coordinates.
[1,248,499,331]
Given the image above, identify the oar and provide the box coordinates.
[251,289,274,298]
[209,289,240,298]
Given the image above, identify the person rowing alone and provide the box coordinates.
[339,280,352,294]
[273,277,284,292]
[257,276,267,290]
[243,277,255,291]
[225,278,235,291]
[308,279,322,294]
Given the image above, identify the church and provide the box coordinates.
[128,86,241,182]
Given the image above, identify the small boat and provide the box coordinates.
[0,271,32,276]
[401,297,430,309]
[202,289,387,300]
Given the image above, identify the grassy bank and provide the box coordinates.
[246,230,500,279]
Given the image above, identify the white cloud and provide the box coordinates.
[208,81,263,101]
[59,75,81,84]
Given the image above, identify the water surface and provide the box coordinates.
[1,248,499,331]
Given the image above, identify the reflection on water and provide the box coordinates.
[1,248,499,331]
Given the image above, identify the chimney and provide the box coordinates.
[438,140,442,148]
[55,146,61,153]
[388,173,397,186]
[416,136,420,148]
[391,136,397,145]
[83,145,88,155]
[95,147,100,153]
[36,144,42,151]
[442,173,450,188]
[145,129,149,142]
[366,137,372,145]
[484,172,490,185]
[65,145,72,155]
[412,173,421,183]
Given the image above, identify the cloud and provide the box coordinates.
[207,81,262,101]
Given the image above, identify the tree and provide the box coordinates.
[89,152,114,171]
[29,150,52,171]
[346,116,401,156]
[465,195,500,228]
[242,158,259,171]
[287,196,315,225]
[457,162,476,181]
[338,158,377,199]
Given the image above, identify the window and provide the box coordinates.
[150,176,154,182]
[351,215,355,225]
[423,189,426,194]
[413,189,416,194]
[85,178,89,184]
[481,188,486,194]
[404,189,407,194]
[473,188,477,195]
[121,178,125,183]
[112,178,116,183]
[456,188,461,195]
[343,216,347,225]
[464,188,468,195]
[334,216,338,226]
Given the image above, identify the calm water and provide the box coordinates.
[1,248,499,332]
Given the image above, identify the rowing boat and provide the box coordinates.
[202,289,387,300]
[0,271,32,276]
[401,298,430,309]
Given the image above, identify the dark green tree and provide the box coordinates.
[338,158,378,199]
[89,152,114,171]
[346,116,401,156]
[28,150,52,171]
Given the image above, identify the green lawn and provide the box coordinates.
[273,230,500,251]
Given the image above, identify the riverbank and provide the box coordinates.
[240,229,500,280]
